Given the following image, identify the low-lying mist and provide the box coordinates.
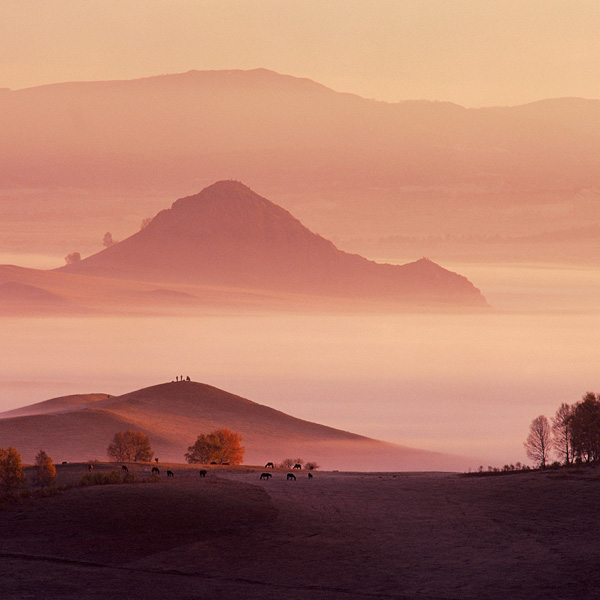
[1,263,597,467]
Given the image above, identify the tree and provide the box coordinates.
[107,430,153,462]
[64,252,81,264]
[34,449,57,488]
[279,458,303,468]
[552,403,574,465]
[0,446,26,495]
[304,461,320,471]
[185,429,245,465]
[140,217,153,230]
[570,392,600,463]
[102,232,114,247]
[524,415,552,468]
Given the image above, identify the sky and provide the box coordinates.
[2,0,599,107]
[1,1,599,467]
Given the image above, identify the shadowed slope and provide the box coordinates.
[0,381,468,471]
[59,181,486,306]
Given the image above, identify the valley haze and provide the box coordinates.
[0,70,598,469]
[3,5,600,598]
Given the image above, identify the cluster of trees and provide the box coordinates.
[107,430,153,462]
[525,392,600,467]
[185,429,245,465]
[0,447,57,497]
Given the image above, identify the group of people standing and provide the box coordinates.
[175,375,191,382]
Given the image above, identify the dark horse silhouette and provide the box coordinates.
[199,469,207,477]
[308,472,313,479]
[121,465,128,472]
[260,472,272,480]
[293,463,302,470]
[265,462,274,468]
[167,470,174,477]
[287,473,296,481]
[152,466,160,475]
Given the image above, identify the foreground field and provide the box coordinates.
[1,463,599,599]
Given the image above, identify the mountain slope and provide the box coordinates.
[59,181,486,306]
[0,393,111,418]
[0,381,468,471]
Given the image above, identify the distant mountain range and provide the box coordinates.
[0,381,467,471]
[56,180,485,306]
[2,69,598,192]
[1,68,598,264]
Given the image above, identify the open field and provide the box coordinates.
[1,463,599,599]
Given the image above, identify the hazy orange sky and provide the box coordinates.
[2,0,599,107]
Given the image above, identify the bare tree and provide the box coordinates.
[552,403,573,465]
[524,415,553,468]
[107,430,153,462]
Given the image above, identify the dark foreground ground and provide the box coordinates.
[0,463,599,599]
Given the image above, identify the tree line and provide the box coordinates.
[525,392,600,468]
[2,427,322,497]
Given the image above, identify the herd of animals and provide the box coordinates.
[84,461,315,481]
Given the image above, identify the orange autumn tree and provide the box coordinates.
[185,429,245,465]
[0,446,26,496]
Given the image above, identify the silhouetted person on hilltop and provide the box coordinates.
[186,376,190,382]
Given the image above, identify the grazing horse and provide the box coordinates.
[293,463,302,470]
[199,469,207,477]
[61,461,68,465]
[121,465,128,472]
[287,473,296,481]
[88,464,94,472]
[308,472,313,479]
[167,470,174,477]
[151,466,160,475]
[260,472,272,480]
[265,462,274,468]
